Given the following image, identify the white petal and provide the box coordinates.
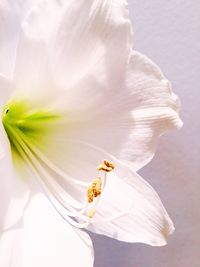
[0,193,94,267]
[0,76,29,232]
[0,1,20,77]
[0,74,15,106]
[88,162,174,246]
[58,51,182,171]
[116,51,183,170]
[14,0,132,89]
[68,142,175,246]
[0,1,36,78]
[14,36,52,92]
[34,139,174,246]
[0,229,23,266]
[0,124,29,232]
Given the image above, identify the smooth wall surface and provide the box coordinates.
[93,1,200,266]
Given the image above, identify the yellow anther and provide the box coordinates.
[87,208,96,219]
[97,164,112,172]
[92,177,102,197]
[87,177,102,203]
[87,186,94,203]
[97,159,115,172]
[86,160,115,219]
[104,160,115,169]
[92,180,97,197]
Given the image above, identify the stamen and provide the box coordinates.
[14,128,90,188]
[6,117,126,228]
[86,160,115,219]
[97,159,115,172]
[87,177,102,203]
[16,130,88,210]
[7,125,91,228]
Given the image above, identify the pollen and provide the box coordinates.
[87,177,102,203]
[97,159,115,172]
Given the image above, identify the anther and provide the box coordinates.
[87,186,94,203]
[92,177,102,197]
[87,177,102,203]
[86,160,115,219]
[97,159,115,172]
[104,160,115,169]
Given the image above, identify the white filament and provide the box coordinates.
[8,125,129,228]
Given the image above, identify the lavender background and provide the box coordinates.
[93,1,200,266]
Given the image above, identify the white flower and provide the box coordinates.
[0,1,182,266]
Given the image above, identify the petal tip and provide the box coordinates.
[151,218,175,247]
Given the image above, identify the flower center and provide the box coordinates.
[2,98,62,164]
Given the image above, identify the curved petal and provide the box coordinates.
[14,0,132,90]
[88,162,174,246]
[65,141,175,246]
[28,139,174,246]
[56,51,182,171]
[0,193,94,267]
[116,51,183,170]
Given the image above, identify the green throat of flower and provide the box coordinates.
[2,98,62,166]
